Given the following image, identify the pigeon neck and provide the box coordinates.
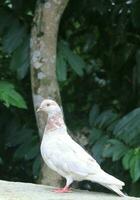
[46,112,65,132]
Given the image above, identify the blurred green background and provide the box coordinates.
[0,0,140,197]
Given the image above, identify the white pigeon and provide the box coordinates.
[37,99,125,196]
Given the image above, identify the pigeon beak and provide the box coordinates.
[37,107,41,112]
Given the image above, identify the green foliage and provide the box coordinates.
[33,155,41,179]
[0,112,41,181]
[103,139,128,161]
[89,104,100,127]
[88,106,140,183]
[122,150,134,170]
[56,47,67,81]
[2,20,26,54]
[0,81,27,109]
[10,36,30,79]
[94,110,119,129]
[0,0,39,183]
[56,40,86,81]
[129,151,140,182]
[91,135,109,164]
[122,149,140,182]
[0,3,31,80]
[113,108,140,146]
[124,148,140,182]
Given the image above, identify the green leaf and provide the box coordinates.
[122,150,134,170]
[0,81,27,109]
[0,157,3,165]
[91,136,109,164]
[33,156,41,179]
[88,127,103,146]
[133,156,140,181]
[114,108,140,134]
[0,10,13,34]
[25,144,40,160]
[13,139,35,160]
[113,108,140,145]
[59,40,85,76]
[14,143,30,160]
[56,51,67,81]
[121,148,140,182]
[83,33,97,52]
[89,104,100,127]
[6,127,33,147]
[67,52,85,76]
[10,36,30,79]
[103,139,128,161]
[130,154,140,182]
[94,110,119,129]
[2,20,26,53]
[106,120,120,133]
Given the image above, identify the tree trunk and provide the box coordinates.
[30,0,69,186]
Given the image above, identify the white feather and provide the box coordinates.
[39,99,125,196]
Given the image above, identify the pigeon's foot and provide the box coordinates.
[53,186,71,193]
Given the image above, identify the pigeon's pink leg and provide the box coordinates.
[53,186,71,193]
[53,177,73,193]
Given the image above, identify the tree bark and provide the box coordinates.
[30,0,69,186]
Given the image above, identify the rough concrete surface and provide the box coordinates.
[0,180,139,200]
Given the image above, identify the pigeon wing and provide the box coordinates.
[47,134,101,178]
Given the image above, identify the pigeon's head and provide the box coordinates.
[37,99,62,115]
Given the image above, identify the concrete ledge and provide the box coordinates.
[0,180,139,200]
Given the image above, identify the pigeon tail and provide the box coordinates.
[100,183,126,197]
[88,171,125,197]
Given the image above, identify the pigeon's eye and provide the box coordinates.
[47,103,50,106]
